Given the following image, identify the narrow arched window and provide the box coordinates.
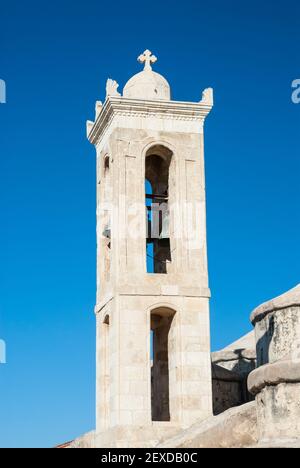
[145,145,172,273]
[102,314,110,428]
[151,307,176,421]
[104,155,110,172]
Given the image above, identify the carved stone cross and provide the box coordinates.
[138,49,157,71]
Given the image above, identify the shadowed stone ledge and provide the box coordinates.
[248,359,300,395]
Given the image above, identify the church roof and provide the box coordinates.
[223,331,255,351]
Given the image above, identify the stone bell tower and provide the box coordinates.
[87,50,214,448]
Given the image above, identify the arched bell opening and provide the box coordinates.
[145,145,173,274]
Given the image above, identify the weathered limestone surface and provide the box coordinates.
[158,402,258,448]
[251,285,300,366]
[255,382,300,442]
[254,306,300,366]
[248,285,300,445]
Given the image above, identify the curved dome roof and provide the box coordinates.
[123,49,171,101]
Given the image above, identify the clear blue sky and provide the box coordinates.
[0,0,299,448]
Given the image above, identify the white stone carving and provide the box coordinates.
[95,100,103,119]
[201,87,214,106]
[137,49,157,71]
[88,98,208,146]
[86,120,94,138]
[106,79,121,99]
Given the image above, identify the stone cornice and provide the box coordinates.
[212,349,256,363]
[87,96,213,146]
[248,359,300,395]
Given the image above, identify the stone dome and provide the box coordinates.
[123,70,170,100]
[123,49,171,101]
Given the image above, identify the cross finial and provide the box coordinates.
[138,49,157,71]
